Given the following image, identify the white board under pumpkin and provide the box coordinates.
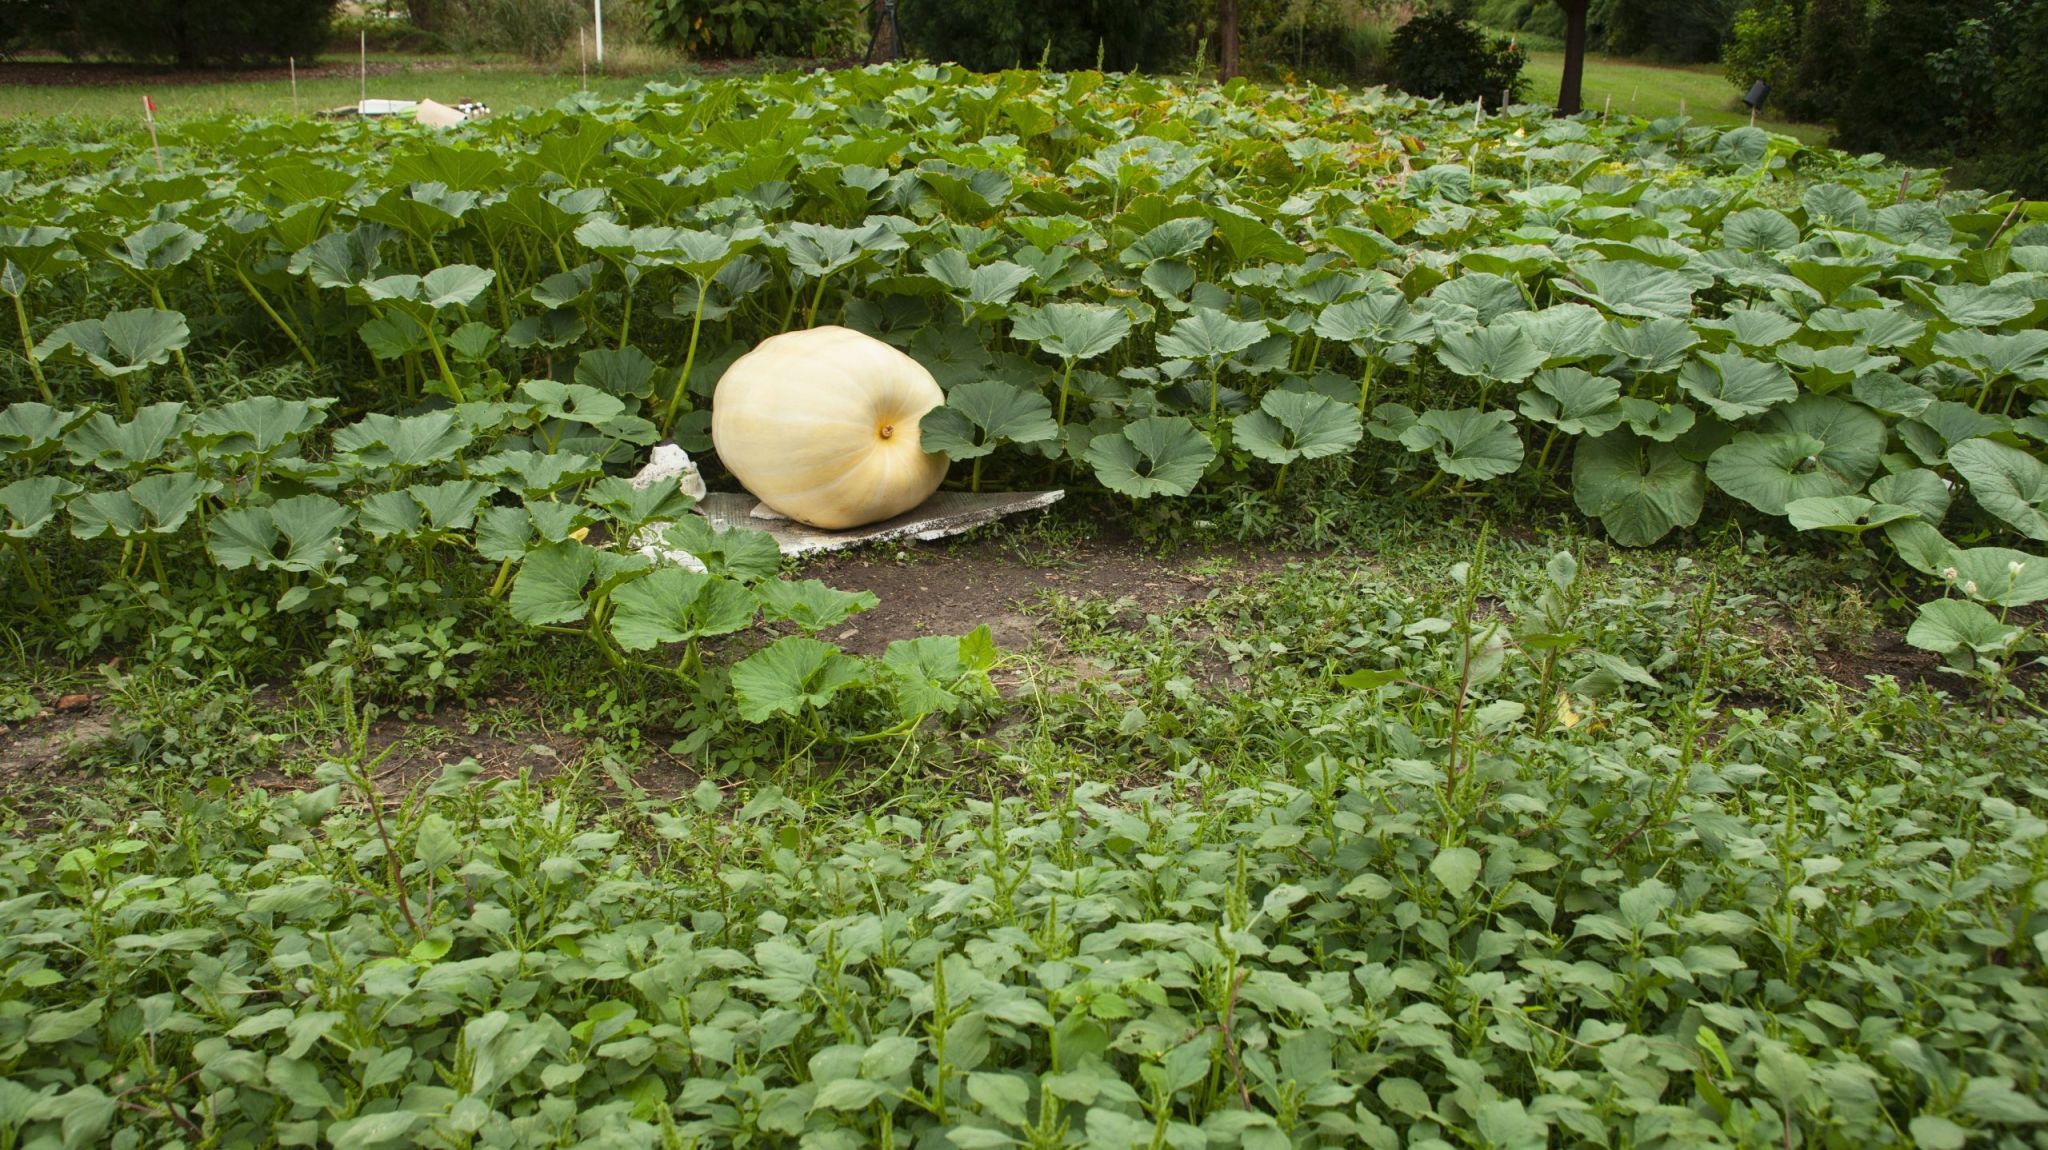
[710,326,950,530]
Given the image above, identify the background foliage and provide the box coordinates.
[1,0,340,67]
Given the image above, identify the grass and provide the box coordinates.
[1521,48,1829,145]
[0,53,708,122]
[0,47,1833,146]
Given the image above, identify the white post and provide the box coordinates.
[593,0,604,68]
[290,57,299,117]
[580,27,588,90]
[360,30,368,108]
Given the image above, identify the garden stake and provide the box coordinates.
[142,96,163,172]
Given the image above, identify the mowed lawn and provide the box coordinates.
[1522,48,1830,144]
[0,46,1832,147]
[0,56,664,122]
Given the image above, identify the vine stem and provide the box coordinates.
[231,267,317,370]
[1055,359,1076,425]
[662,275,708,435]
[148,285,199,400]
[10,293,51,403]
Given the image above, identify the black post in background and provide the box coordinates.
[864,0,904,64]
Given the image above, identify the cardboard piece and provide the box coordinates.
[414,98,467,128]
[635,490,1065,569]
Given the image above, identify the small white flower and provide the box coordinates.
[1964,580,1980,596]
[1942,566,1959,582]
[2009,560,2026,580]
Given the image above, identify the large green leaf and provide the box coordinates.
[66,404,187,473]
[1756,396,1887,489]
[207,495,354,574]
[190,397,331,463]
[1011,302,1131,362]
[1947,438,2048,541]
[1155,309,1268,366]
[508,542,601,625]
[730,636,866,722]
[1557,261,1697,320]
[609,568,759,650]
[574,346,661,400]
[1947,546,2048,607]
[1313,294,1435,356]
[34,308,190,378]
[1231,390,1362,465]
[1602,317,1699,375]
[1866,468,1950,525]
[0,476,78,538]
[757,579,879,634]
[1783,495,1917,535]
[920,381,1058,461]
[1905,598,2021,657]
[921,250,1034,314]
[1707,432,1857,516]
[1573,430,1705,546]
[1085,415,1217,498]
[655,517,783,583]
[1518,368,1625,436]
[1399,408,1523,481]
[0,403,84,464]
[1435,324,1545,386]
[69,474,217,540]
[332,411,473,472]
[1676,350,1798,420]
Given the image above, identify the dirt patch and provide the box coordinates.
[796,534,1271,657]
[1810,633,1948,692]
[0,709,116,786]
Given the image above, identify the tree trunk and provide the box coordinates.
[405,0,438,32]
[1556,0,1588,115]
[1219,0,1240,80]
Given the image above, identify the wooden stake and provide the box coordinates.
[1602,93,1610,126]
[360,30,368,108]
[143,95,163,172]
[580,27,588,90]
[290,56,299,117]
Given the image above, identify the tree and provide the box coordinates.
[1219,0,1240,79]
[1555,0,1588,114]
[405,0,438,31]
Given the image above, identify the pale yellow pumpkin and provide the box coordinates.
[710,326,949,530]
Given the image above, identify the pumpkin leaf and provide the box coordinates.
[921,381,1057,461]
[1232,389,1362,465]
[1947,546,2048,607]
[1905,598,2021,657]
[757,579,879,634]
[1677,350,1798,420]
[1518,368,1625,436]
[34,308,190,378]
[1398,408,1523,480]
[1011,301,1132,362]
[1947,437,2048,540]
[730,636,865,721]
[609,568,758,650]
[1085,415,1216,498]
[1572,430,1705,546]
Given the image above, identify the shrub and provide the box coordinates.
[448,0,583,61]
[1240,0,1396,85]
[1389,9,1524,103]
[1602,0,1736,62]
[47,0,339,66]
[641,0,865,59]
[896,0,1193,73]
[1834,0,1996,158]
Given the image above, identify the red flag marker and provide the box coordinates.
[142,95,163,172]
